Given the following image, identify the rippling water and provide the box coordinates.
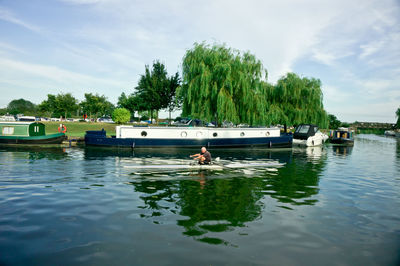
[0,135,399,265]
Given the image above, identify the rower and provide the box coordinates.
[190,147,212,165]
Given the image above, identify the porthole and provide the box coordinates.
[240,132,245,137]
[196,131,203,137]
[265,131,270,136]
[213,132,218,137]
[181,131,187,137]
[141,131,147,137]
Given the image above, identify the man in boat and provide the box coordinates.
[190,147,212,165]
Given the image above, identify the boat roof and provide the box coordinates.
[0,121,41,125]
[117,125,279,130]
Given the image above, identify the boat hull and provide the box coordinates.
[0,133,66,144]
[330,138,354,146]
[85,130,293,148]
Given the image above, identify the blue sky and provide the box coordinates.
[0,0,399,122]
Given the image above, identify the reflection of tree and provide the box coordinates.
[131,175,265,245]
[176,177,264,245]
[127,148,327,245]
[0,146,67,161]
[261,148,327,206]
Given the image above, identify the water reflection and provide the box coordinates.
[332,146,353,157]
[0,146,68,161]
[127,147,327,245]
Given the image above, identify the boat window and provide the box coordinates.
[296,125,310,134]
[213,132,218,137]
[141,131,147,137]
[2,127,14,135]
[240,132,245,137]
[265,131,270,136]
[181,131,187,137]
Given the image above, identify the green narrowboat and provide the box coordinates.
[0,122,66,144]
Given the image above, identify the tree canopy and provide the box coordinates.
[180,43,267,126]
[39,93,78,118]
[80,93,114,119]
[131,61,180,121]
[267,73,329,128]
[179,43,329,127]
[112,108,131,124]
[7,98,37,115]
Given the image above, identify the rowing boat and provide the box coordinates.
[123,161,284,170]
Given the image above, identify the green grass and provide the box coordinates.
[44,122,116,138]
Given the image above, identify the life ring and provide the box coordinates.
[58,124,67,133]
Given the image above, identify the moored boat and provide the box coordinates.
[329,128,354,146]
[85,125,293,148]
[293,124,328,147]
[0,122,66,144]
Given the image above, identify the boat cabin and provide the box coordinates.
[293,124,319,140]
[0,122,46,137]
[330,129,353,140]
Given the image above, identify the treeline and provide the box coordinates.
[1,93,115,120]
[2,42,369,128]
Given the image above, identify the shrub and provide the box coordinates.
[112,108,130,124]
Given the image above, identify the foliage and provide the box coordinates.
[112,108,131,124]
[7,98,37,115]
[80,93,114,119]
[117,92,141,118]
[266,73,329,128]
[39,93,78,118]
[0,108,7,115]
[163,72,181,122]
[180,43,267,126]
[396,107,400,129]
[134,61,180,121]
[328,114,341,129]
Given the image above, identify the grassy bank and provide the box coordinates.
[356,128,386,135]
[44,122,116,138]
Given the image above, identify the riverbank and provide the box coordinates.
[43,121,116,138]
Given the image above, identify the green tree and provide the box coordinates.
[112,108,130,124]
[56,93,79,119]
[7,98,37,115]
[396,107,400,129]
[163,72,181,123]
[179,43,267,126]
[80,93,114,120]
[118,92,140,120]
[267,73,329,128]
[134,61,171,122]
[39,93,78,119]
[328,114,341,129]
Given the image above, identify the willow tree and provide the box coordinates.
[266,73,329,128]
[180,43,268,126]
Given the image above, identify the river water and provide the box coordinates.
[0,134,399,265]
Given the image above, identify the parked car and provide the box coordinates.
[97,117,114,123]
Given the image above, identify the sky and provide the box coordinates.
[0,0,399,122]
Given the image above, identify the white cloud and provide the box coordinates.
[0,7,41,32]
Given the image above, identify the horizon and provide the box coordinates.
[0,0,399,123]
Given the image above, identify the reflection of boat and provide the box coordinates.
[332,146,353,157]
[329,128,354,146]
[384,130,400,137]
[293,124,328,147]
[124,161,283,170]
[85,126,293,148]
[0,122,66,144]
